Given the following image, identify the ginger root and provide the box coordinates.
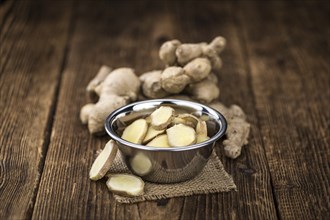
[139,70,169,98]
[140,37,224,102]
[210,102,250,159]
[159,36,226,70]
[86,65,112,101]
[80,67,141,134]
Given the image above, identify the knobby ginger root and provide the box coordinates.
[80,103,95,124]
[86,65,112,101]
[89,140,118,181]
[106,174,145,197]
[159,36,226,70]
[185,74,220,103]
[138,37,225,101]
[160,67,191,94]
[80,67,141,134]
[210,102,250,159]
[139,70,169,98]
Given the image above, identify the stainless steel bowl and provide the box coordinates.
[105,99,227,183]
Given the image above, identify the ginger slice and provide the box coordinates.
[166,124,196,147]
[143,126,165,144]
[177,113,199,127]
[150,106,175,130]
[196,135,210,143]
[130,153,152,176]
[106,174,145,197]
[196,120,210,143]
[147,134,170,148]
[121,119,148,144]
[89,140,118,181]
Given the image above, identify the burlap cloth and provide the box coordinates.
[108,150,236,203]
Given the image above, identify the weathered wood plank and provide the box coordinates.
[238,1,330,219]
[31,0,281,219]
[0,0,15,30]
[32,1,184,219]
[0,1,72,219]
[170,1,278,219]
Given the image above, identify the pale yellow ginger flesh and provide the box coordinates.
[121,119,148,144]
[150,106,175,130]
[106,174,145,197]
[177,113,199,128]
[166,124,196,147]
[171,117,195,128]
[143,126,165,144]
[89,140,118,181]
[146,134,170,147]
[196,120,210,143]
[130,153,152,175]
[196,135,210,143]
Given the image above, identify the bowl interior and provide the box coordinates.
[105,99,227,151]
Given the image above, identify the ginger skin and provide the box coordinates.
[140,37,224,101]
[209,102,250,159]
[159,36,226,71]
[86,65,112,102]
[81,67,141,135]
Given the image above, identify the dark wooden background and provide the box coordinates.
[0,0,329,219]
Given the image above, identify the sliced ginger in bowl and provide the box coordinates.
[120,105,210,148]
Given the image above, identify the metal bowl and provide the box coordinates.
[105,99,227,183]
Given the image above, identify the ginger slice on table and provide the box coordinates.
[106,174,145,197]
[89,140,118,181]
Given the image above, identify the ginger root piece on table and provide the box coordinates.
[209,102,250,159]
[159,36,226,71]
[140,37,224,101]
[86,65,112,101]
[80,67,141,135]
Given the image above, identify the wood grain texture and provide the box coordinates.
[0,0,72,219]
[1,0,329,219]
[171,1,278,219]
[32,1,183,219]
[238,1,330,219]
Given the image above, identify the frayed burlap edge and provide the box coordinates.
[109,151,236,204]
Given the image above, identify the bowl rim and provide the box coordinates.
[104,99,227,152]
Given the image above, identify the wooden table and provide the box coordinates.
[1,0,329,219]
